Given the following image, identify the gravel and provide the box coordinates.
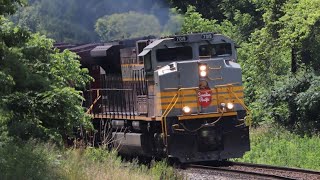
[180,167,276,180]
[227,164,320,180]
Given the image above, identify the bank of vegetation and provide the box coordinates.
[237,126,320,170]
[0,141,178,179]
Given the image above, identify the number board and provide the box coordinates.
[201,33,214,40]
[174,36,188,42]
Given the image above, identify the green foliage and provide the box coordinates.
[179,1,320,131]
[58,147,179,179]
[63,148,179,179]
[279,0,320,71]
[0,141,180,180]
[237,126,320,170]
[279,0,320,46]
[0,17,92,143]
[150,160,178,179]
[11,0,172,43]
[50,50,91,89]
[168,0,225,21]
[170,0,263,40]
[180,6,219,34]
[0,140,63,180]
[264,73,320,134]
[0,0,26,16]
[180,6,243,43]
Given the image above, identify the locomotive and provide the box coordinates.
[66,32,251,163]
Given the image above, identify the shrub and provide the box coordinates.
[237,125,320,170]
[0,142,181,180]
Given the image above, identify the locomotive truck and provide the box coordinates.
[66,32,251,163]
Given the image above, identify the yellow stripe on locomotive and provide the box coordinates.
[157,86,245,114]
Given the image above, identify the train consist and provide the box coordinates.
[60,32,251,163]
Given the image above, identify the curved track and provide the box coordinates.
[185,161,320,180]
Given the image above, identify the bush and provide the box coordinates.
[0,140,63,180]
[0,141,180,180]
[264,73,320,134]
[236,125,320,170]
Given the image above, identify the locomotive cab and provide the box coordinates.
[139,33,238,74]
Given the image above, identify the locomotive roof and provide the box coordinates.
[138,33,236,57]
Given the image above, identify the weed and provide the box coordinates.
[235,125,320,170]
[0,141,180,180]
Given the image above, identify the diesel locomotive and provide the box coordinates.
[66,32,251,163]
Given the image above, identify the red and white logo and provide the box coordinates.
[198,89,212,107]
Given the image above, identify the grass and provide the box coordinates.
[0,141,179,180]
[235,125,320,170]
[4,125,320,179]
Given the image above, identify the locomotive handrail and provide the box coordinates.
[88,88,133,91]
[213,84,252,126]
[86,89,101,114]
[215,84,252,127]
[214,83,240,87]
[85,88,136,119]
[208,65,222,70]
[161,93,179,146]
[160,84,251,148]
[208,76,223,81]
[208,65,223,81]
[228,88,252,127]
[161,87,199,147]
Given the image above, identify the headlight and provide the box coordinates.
[227,102,234,110]
[199,64,207,77]
[200,71,207,77]
[199,65,207,71]
[182,106,191,114]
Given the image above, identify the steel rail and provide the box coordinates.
[187,164,296,180]
[229,161,320,176]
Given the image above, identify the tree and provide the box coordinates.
[237,0,320,133]
[0,18,92,143]
[0,0,25,15]
[180,6,243,44]
[11,0,172,43]
[279,0,320,72]
[168,0,225,21]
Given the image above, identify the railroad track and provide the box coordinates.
[185,161,320,180]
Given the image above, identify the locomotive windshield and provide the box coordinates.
[199,43,232,57]
[156,46,193,62]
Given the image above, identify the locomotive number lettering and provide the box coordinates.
[174,36,188,42]
[201,33,214,40]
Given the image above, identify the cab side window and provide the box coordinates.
[156,46,193,62]
[199,43,232,57]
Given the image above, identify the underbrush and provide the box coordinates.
[236,125,320,170]
[0,141,179,180]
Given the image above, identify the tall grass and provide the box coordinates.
[61,148,179,180]
[236,125,320,170]
[0,141,179,180]
[0,140,63,180]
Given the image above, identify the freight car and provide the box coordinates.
[73,33,251,163]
